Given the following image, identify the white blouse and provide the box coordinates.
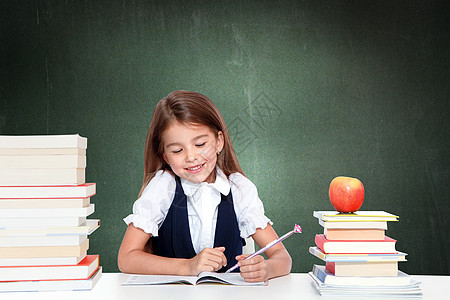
[123,168,271,254]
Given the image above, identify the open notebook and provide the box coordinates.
[122,272,266,286]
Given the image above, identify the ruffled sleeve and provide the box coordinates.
[229,173,272,238]
[123,170,175,236]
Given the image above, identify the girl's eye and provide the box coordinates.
[172,149,182,154]
[196,142,206,147]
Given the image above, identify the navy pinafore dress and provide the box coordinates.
[151,176,243,272]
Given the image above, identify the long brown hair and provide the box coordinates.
[139,90,244,197]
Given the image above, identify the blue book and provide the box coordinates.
[311,264,412,286]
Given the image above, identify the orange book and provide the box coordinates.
[324,228,385,240]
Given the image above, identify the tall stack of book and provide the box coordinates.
[308,211,422,298]
[0,134,102,292]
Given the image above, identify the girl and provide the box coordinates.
[118,90,292,282]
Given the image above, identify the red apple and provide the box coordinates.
[329,176,365,213]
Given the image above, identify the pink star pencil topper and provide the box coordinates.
[225,224,302,273]
[293,224,302,233]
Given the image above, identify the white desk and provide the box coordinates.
[1,273,448,300]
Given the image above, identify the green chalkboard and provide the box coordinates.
[1,1,448,275]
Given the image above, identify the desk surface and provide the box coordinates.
[1,273,448,300]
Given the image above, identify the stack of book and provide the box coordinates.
[0,134,102,292]
[308,211,422,298]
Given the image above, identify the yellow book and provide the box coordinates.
[313,211,399,222]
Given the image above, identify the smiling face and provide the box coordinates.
[162,120,224,184]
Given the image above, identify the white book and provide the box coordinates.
[0,239,89,258]
[309,272,422,298]
[0,216,87,228]
[309,271,422,297]
[0,197,91,209]
[0,234,88,247]
[0,253,87,266]
[0,255,98,281]
[0,154,86,168]
[311,265,412,286]
[0,219,100,236]
[0,183,96,198]
[0,204,94,218]
[123,271,266,286]
[318,219,388,229]
[0,148,86,155]
[0,134,87,149]
[309,247,407,262]
[0,168,85,185]
[0,266,101,292]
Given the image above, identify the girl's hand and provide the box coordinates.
[187,247,227,275]
[236,254,269,282]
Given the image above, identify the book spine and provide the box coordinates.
[314,234,326,253]
[309,247,326,261]
[312,265,327,283]
[325,262,335,274]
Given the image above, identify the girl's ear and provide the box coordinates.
[217,131,224,153]
[162,153,169,164]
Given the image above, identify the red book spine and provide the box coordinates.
[315,234,397,254]
[315,234,327,252]
[325,262,336,274]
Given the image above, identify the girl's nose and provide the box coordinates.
[185,148,198,162]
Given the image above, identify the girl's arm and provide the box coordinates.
[236,223,292,282]
[118,223,227,275]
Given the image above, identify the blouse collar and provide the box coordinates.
[180,167,230,198]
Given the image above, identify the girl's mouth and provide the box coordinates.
[186,163,205,172]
